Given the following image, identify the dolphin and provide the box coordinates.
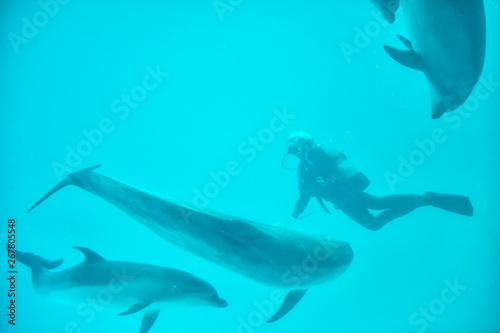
[369,0,400,23]
[383,0,486,119]
[28,165,354,322]
[11,246,227,333]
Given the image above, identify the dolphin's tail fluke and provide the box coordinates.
[16,250,64,270]
[7,245,63,279]
[27,165,101,213]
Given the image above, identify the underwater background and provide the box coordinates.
[1,1,499,332]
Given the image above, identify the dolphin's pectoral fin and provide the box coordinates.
[73,246,106,263]
[383,45,425,72]
[139,310,160,333]
[267,289,308,323]
[119,301,152,316]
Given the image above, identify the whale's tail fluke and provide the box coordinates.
[27,165,101,213]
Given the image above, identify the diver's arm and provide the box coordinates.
[292,191,311,219]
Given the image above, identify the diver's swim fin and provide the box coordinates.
[425,192,473,217]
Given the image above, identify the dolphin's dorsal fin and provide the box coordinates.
[119,301,152,316]
[267,289,308,323]
[397,35,413,50]
[139,310,160,333]
[383,45,425,72]
[73,246,105,263]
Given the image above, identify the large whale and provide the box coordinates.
[383,0,486,119]
[369,0,400,23]
[11,246,227,333]
[28,166,354,322]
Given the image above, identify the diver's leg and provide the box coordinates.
[359,192,424,210]
[340,205,382,231]
[322,186,423,231]
[362,192,473,217]
[351,193,426,230]
[370,192,425,223]
[328,190,472,231]
[323,188,382,231]
[331,195,394,231]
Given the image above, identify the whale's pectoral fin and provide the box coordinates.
[119,301,152,316]
[27,165,101,213]
[139,310,160,333]
[267,289,308,323]
[383,36,425,72]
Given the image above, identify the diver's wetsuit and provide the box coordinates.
[292,146,429,231]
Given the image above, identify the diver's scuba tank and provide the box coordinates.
[330,151,370,191]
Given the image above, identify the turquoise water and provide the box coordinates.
[1,1,499,332]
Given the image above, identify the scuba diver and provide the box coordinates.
[282,131,474,231]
